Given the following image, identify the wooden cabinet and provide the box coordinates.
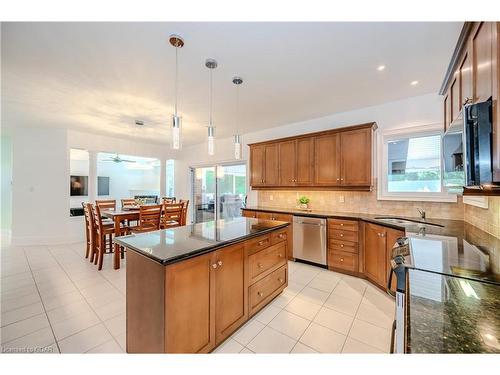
[214,244,247,344]
[314,133,341,186]
[249,123,376,190]
[441,22,500,184]
[340,128,372,186]
[165,252,215,353]
[241,209,257,218]
[363,222,404,289]
[327,218,359,273]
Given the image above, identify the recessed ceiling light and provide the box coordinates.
[377,65,385,71]
[411,80,419,86]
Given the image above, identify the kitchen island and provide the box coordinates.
[114,217,290,353]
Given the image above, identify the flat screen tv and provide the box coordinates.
[98,176,110,196]
[70,176,88,196]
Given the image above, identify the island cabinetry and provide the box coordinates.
[245,233,289,317]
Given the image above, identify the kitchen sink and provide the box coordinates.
[374,217,444,228]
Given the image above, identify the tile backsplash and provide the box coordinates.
[257,188,500,239]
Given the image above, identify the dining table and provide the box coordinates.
[101,208,140,269]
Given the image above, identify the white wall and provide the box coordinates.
[10,127,171,245]
[175,93,443,215]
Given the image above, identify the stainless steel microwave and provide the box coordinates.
[443,99,498,191]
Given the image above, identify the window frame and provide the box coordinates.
[377,124,457,203]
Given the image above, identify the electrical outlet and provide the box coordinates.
[270,195,274,201]
[339,195,345,203]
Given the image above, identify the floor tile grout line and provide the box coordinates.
[341,282,371,352]
[22,246,62,353]
[47,245,123,351]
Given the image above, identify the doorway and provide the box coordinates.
[191,163,247,224]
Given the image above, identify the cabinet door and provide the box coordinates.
[385,227,405,292]
[278,140,296,186]
[263,144,279,185]
[295,137,314,185]
[450,76,460,122]
[242,209,256,218]
[165,253,215,353]
[340,128,372,186]
[314,133,341,185]
[460,50,473,107]
[472,22,493,102]
[250,145,265,186]
[364,223,387,287]
[214,244,247,344]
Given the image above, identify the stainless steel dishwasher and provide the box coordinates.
[293,216,327,265]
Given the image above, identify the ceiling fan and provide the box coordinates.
[102,154,136,163]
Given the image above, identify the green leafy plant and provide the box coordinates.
[298,196,310,205]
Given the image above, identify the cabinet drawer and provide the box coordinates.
[245,234,271,254]
[328,250,358,272]
[328,218,359,232]
[329,229,359,243]
[249,242,286,283]
[256,212,273,220]
[249,265,287,316]
[271,228,288,245]
[272,213,292,222]
[329,239,358,254]
[242,210,257,218]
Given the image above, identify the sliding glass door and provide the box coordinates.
[192,163,247,224]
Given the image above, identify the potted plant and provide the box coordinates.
[297,196,310,210]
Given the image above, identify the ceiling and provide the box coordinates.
[1,22,462,147]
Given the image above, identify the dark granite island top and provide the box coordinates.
[114,216,289,265]
[407,269,500,353]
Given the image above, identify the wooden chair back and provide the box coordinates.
[121,198,136,208]
[179,199,190,226]
[92,203,106,234]
[138,204,163,231]
[162,197,176,204]
[162,203,183,228]
[96,199,116,210]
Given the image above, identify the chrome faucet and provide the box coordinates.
[417,208,426,220]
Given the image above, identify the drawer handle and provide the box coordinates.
[340,244,344,248]
[258,263,264,269]
[340,223,344,226]
[340,258,344,262]
[257,291,264,297]
[278,234,284,238]
[339,234,344,237]
[212,263,218,269]
[278,278,284,283]
[258,240,266,246]
[217,260,223,267]
[278,253,283,258]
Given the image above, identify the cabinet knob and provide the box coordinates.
[340,233,344,237]
[378,232,386,237]
[336,178,340,181]
[340,258,344,262]
[340,223,344,226]
[257,291,264,297]
[278,278,284,283]
[258,263,263,268]
[278,253,283,258]
[212,263,218,269]
[278,234,284,238]
[258,240,265,246]
[340,178,344,181]
[217,260,223,267]
[340,244,344,248]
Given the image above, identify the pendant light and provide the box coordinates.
[205,58,217,156]
[169,34,184,150]
[232,76,243,160]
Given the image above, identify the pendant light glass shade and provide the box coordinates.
[169,35,184,150]
[207,126,215,156]
[233,134,242,160]
[171,114,182,150]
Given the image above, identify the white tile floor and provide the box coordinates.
[1,242,395,354]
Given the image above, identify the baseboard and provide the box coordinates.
[10,233,85,246]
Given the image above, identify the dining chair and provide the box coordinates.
[161,203,184,229]
[82,202,94,260]
[162,197,176,204]
[129,204,163,233]
[92,204,126,270]
[179,199,190,226]
[96,199,116,210]
[121,198,136,208]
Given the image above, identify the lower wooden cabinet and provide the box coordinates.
[363,222,404,289]
[327,218,360,273]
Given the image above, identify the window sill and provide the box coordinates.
[377,194,458,203]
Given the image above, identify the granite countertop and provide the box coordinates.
[114,217,289,265]
[407,269,500,353]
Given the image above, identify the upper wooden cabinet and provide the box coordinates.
[249,123,376,190]
[440,22,499,181]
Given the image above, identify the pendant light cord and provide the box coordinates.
[174,43,178,116]
[209,67,213,127]
[236,84,239,135]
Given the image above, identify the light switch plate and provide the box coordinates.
[339,195,345,203]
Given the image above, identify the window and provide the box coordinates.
[378,125,457,202]
[166,159,175,197]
